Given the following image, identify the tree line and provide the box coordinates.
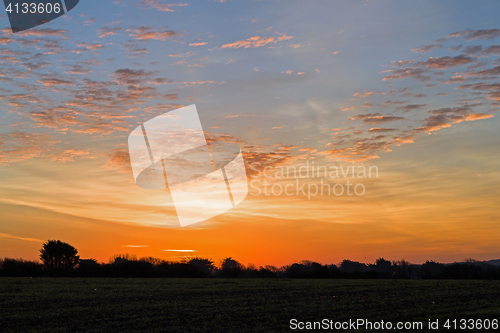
[1,240,500,279]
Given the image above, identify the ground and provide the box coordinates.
[0,278,499,332]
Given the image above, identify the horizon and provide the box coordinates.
[4,241,500,267]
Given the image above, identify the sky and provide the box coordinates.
[1,0,500,266]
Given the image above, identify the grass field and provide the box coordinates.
[0,278,499,332]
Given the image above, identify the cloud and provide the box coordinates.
[130,26,182,41]
[276,32,294,41]
[463,45,484,55]
[382,67,431,82]
[102,148,132,174]
[73,42,105,53]
[139,0,187,12]
[0,233,43,243]
[178,80,217,86]
[382,55,474,82]
[383,100,407,106]
[98,26,123,38]
[0,37,12,45]
[0,20,221,167]
[39,78,73,86]
[162,249,196,252]
[168,51,194,57]
[221,35,276,49]
[148,77,174,85]
[415,107,494,133]
[416,55,474,69]
[368,128,398,133]
[84,18,96,26]
[392,133,415,144]
[391,60,414,66]
[223,114,254,119]
[456,82,500,92]
[189,42,207,46]
[65,65,93,75]
[465,113,494,121]
[482,45,500,55]
[340,106,356,111]
[335,29,500,162]
[469,66,500,78]
[111,68,155,85]
[221,32,294,49]
[122,40,149,57]
[457,82,500,102]
[447,29,500,41]
[13,28,67,38]
[319,142,387,162]
[49,149,94,163]
[463,44,500,56]
[395,104,428,112]
[411,42,442,53]
[0,131,57,165]
[448,44,463,52]
[350,113,406,124]
[352,91,373,99]
[439,75,466,84]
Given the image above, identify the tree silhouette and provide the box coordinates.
[340,259,366,273]
[39,240,79,270]
[188,257,215,277]
[221,257,244,277]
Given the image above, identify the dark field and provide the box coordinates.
[0,278,499,332]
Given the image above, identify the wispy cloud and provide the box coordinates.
[130,26,183,41]
[0,233,43,243]
[221,32,294,49]
[139,0,187,12]
[162,249,196,252]
[98,26,123,38]
[447,29,500,41]
[349,113,406,124]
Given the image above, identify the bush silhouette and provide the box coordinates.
[221,257,244,278]
[2,245,500,279]
[39,240,79,274]
[188,257,215,277]
[0,258,42,277]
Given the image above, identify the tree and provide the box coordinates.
[375,257,393,272]
[188,257,215,277]
[421,260,445,279]
[221,257,244,277]
[39,240,79,270]
[340,259,366,273]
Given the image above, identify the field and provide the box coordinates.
[0,278,499,332]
